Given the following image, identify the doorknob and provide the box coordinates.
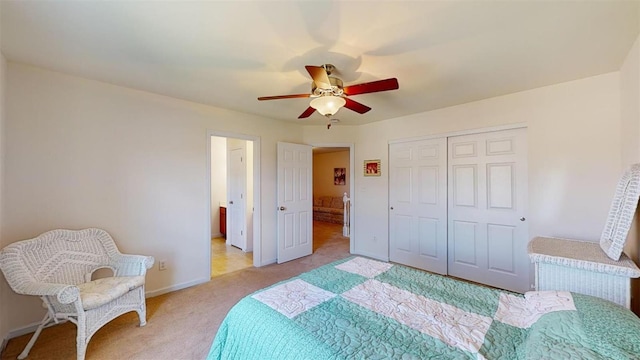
[229,201,234,205]
[390,207,394,210]
[279,206,286,211]
[520,217,526,221]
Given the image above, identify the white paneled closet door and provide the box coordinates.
[447,128,529,293]
[389,138,448,275]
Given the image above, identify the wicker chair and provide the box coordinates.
[0,228,154,360]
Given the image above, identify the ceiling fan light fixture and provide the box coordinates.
[310,95,346,116]
[258,64,398,119]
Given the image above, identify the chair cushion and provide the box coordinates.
[77,276,145,310]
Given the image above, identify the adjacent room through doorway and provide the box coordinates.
[312,146,351,245]
[210,135,254,278]
[208,141,353,272]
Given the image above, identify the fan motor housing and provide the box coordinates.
[312,77,344,96]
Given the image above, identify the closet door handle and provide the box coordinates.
[390,207,394,210]
[520,217,526,221]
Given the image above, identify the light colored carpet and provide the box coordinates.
[1,221,350,360]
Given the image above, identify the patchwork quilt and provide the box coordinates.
[208,257,640,359]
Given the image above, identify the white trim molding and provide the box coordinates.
[206,130,262,275]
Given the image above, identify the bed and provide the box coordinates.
[208,257,640,360]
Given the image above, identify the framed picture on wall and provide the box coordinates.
[364,160,381,176]
[334,168,346,185]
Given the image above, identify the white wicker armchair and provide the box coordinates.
[0,228,154,360]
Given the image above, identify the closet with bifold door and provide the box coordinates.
[389,127,529,293]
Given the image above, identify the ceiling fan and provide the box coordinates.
[258,64,399,119]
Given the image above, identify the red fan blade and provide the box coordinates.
[343,78,399,96]
[305,65,332,90]
[298,106,316,118]
[258,93,311,101]
[344,98,371,114]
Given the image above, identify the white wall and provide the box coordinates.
[0,52,8,347]
[2,63,302,332]
[313,150,349,198]
[210,136,227,238]
[621,36,640,168]
[304,72,622,262]
[621,32,640,313]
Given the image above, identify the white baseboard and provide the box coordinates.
[352,250,389,262]
[145,277,209,298]
[6,319,44,340]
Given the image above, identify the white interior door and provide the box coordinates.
[389,138,448,274]
[447,128,529,293]
[277,142,313,263]
[228,147,247,250]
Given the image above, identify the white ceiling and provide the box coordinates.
[1,1,638,126]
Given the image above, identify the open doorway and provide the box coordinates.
[209,134,259,278]
[312,146,352,253]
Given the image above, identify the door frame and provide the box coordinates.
[206,130,262,274]
[309,142,355,253]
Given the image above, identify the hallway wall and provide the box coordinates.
[313,150,349,198]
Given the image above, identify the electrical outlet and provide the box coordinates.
[159,260,167,271]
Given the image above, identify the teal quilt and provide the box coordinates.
[208,257,640,359]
